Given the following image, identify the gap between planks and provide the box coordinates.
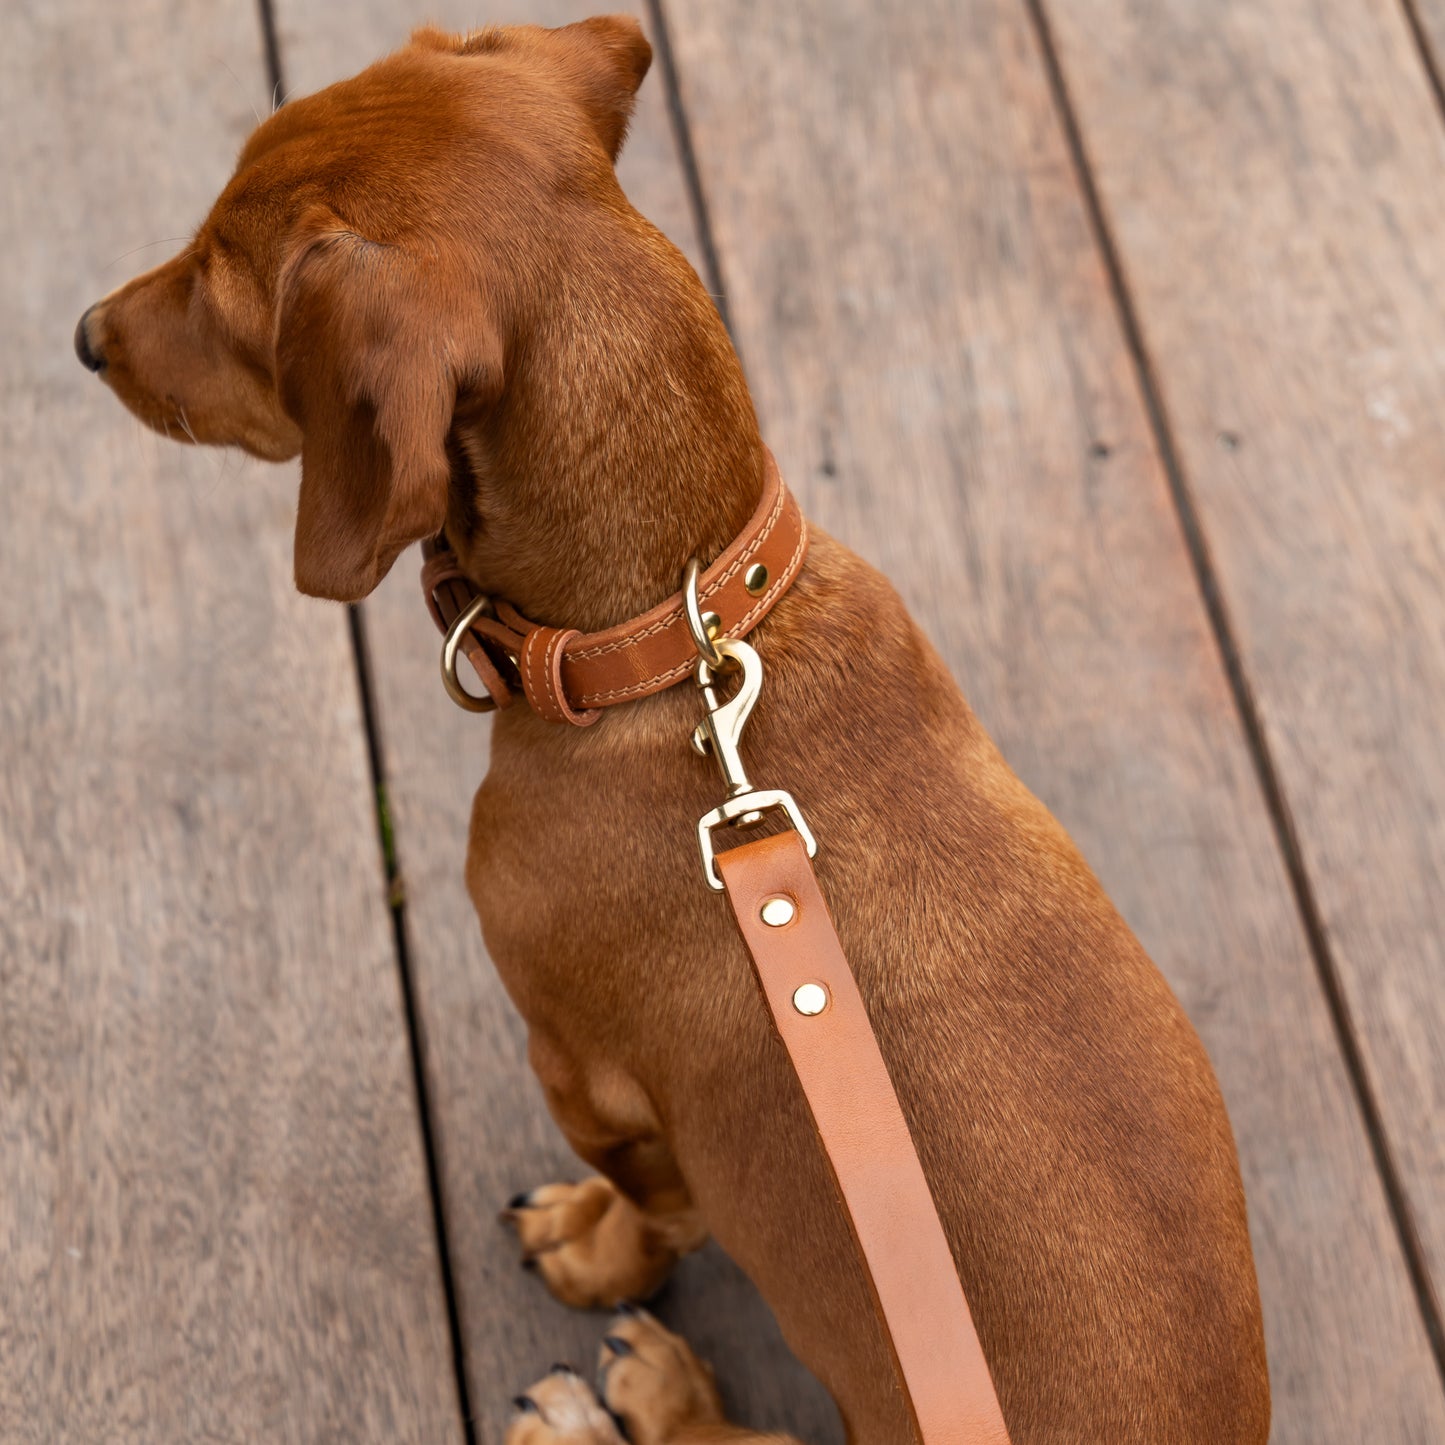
[253,1,480,1438]
[1019,0,1445,1385]
[1399,0,1445,130]
[645,0,731,330]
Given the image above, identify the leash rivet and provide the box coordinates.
[744,563,769,596]
[792,982,828,1016]
[761,897,796,927]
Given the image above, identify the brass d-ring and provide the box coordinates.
[441,594,499,713]
[682,557,724,668]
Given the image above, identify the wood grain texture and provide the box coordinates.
[269,4,841,1441]
[0,3,462,1440]
[663,0,1445,1438]
[1040,0,1445,1373]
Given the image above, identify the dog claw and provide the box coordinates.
[507,1190,533,1210]
[601,1334,633,1357]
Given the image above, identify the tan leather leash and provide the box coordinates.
[720,833,1011,1445]
[423,450,1011,1445]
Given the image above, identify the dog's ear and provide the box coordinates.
[549,15,653,160]
[274,211,502,601]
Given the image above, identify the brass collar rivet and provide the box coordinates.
[744,563,769,596]
[793,982,828,1016]
[761,896,796,927]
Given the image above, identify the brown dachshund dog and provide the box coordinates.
[75,17,1270,1443]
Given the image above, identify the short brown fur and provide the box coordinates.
[77,18,1270,1442]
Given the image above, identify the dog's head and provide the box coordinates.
[74,18,652,601]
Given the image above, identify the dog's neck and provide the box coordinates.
[447,217,766,635]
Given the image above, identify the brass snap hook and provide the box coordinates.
[692,637,764,804]
[682,558,816,890]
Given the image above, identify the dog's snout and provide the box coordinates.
[74,305,106,373]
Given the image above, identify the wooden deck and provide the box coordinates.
[6,0,1445,1439]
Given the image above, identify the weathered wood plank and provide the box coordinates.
[0,4,462,1441]
[663,0,1445,1438]
[1039,0,1445,1377]
[269,4,840,1440]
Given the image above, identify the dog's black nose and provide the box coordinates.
[74,306,106,373]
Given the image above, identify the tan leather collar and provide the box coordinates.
[422,449,808,725]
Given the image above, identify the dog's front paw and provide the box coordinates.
[505,1364,625,1445]
[502,1177,678,1309]
[596,1306,725,1445]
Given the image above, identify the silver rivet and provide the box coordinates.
[744,563,769,596]
[793,983,828,1016]
[760,897,795,928]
